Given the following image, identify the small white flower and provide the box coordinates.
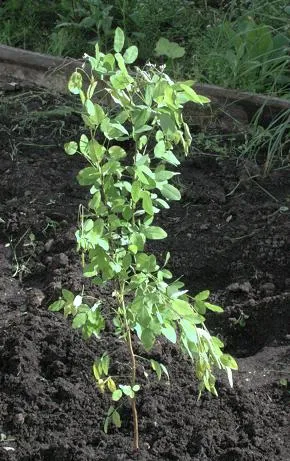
[73,295,83,307]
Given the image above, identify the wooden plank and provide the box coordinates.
[0,45,289,122]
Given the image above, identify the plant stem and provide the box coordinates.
[120,283,139,451]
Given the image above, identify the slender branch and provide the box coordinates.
[120,283,139,451]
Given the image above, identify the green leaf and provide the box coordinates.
[195,290,210,301]
[114,27,125,53]
[64,141,78,155]
[141,328,155,350]
[68,71,83,94]
[220,354,238,370]
[131,181,141,203]
[104,406,114,433]
[62,289,74,303]
[132,384,140,392]
[112,389,123,401]
[180,84,210,105]
[205,302,223,313]
[142,191,154,215]
[72,312,87,329]
[160,363,170,381]
[159,113,176,136]
[89,139,105,162]
[155,169,177,181]
[108,146,127,160]
[107,377,116,392]
[154,140,166,156]
[155,37,185,59]
[115,52,127,74]
[79,134,89,154]
[161,324,177,343]
[110,71,133,90]
[112,409,122,428]
[151,359,162,380]
[85,99,96,116]
[180,319,197,343]
[144,226,167,240]
[160,183,181,201]
[119,385,134,398]
[123,45,138,63]
[172,299,198,320]
[77,167,99,186]
[101,354,110,375]
[49,299,65,312]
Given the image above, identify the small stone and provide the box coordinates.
[227,281,252,294]
[284,278,290,290]
[261,282,275,295]
[26,288,45,308]
[44,239,54,252]
[59,253,69,266]
[227,283,240,292]
[14,413,25,425]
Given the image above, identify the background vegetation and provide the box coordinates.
[0,0,289,97]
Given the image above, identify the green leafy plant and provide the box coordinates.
[49,28,238,451]
[239,108,290,175]
[199,16,290,95]
[155,37,185,77]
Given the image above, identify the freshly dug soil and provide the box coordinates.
[0,89,289,461]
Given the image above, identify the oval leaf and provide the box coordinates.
[123,45,138,64]
[114,27,125,53]
[144,226,167,240]
[64,141,78,155]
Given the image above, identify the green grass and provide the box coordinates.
[0,0,289,97]
[0,0,289,174]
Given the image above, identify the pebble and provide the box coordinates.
[44,239,54,252]
[26,288,45,308]
[227,281,252,294]
[13,413,25,425]
[284,278,290,290]
[59,253,69,266]
[261,282,275,295]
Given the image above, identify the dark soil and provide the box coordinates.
[0,89,289,461]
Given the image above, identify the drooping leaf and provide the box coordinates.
[112,409,122,428]
[160,183,181,201]
[220,354,238,370]
[68,71,83,94]
[205,302,223,313]
[141,328,155,350]
[151,359,162,380]
[64,141,78,155]
[161,324,177,343]
[112,389,123,401]
[72,312,87,329]
[142,191,154,215]
[180,84,210,105]
[144,226,167,240]
[49,299,65,312]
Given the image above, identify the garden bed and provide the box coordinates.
[0,87,289,461]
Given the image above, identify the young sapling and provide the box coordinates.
[49,27,238,451]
